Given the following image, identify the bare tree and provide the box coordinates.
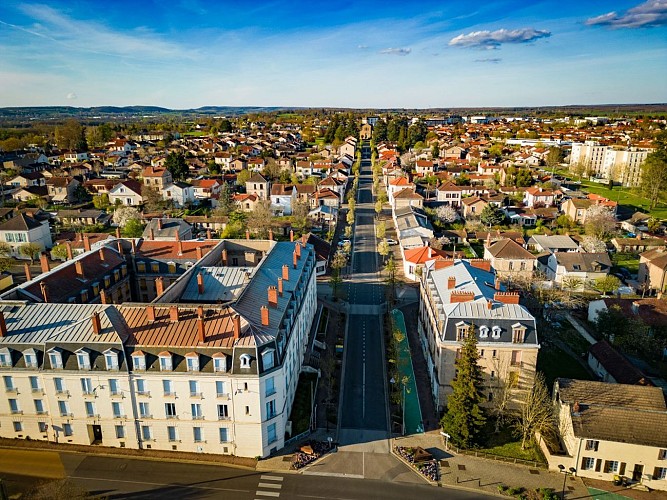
[584,205,616,240]
[514,372,556,450]
[247,200,273,238]
[489,355,514,432]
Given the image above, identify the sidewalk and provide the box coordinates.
[394,431,591,499]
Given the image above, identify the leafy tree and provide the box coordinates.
[375,220,386,239]
[372,119,387,143]
[51,244,70,261]
[581,235,606,253]
[454,173,470,186]
[487,143,503,158]
[546,147,563,169]
[55,119,87,151]
[431,143,440,159]
[219,119,233,133]
[377,240,390,262]
[0,242,12,257]
[19,243,41,264]
[515,169,533,187]
[561,276,583,297]
[595,275,621,296]
[123,218,144,238]
[142,186,165,212]
[480,204,506,227]
[584,205,616,240]
[375,199,383,217]
[346,209,355,225]
[291,200,311,233]
[640,136,667,210]
[647,218,662,233]
[164,152,188,181]
[236,169,252,186]
[92,193,110,210]
[0,257,13,273]
[514,372,555,450]
[440,327,486,448]
[556,214,574,229]
[213,183,234,216]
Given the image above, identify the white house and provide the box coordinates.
[163,182,197,208]
[108,180,143,207]
[0,213,53,257]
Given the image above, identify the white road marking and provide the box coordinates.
[259,483,282,489]
[255,491,280,497]
[260,475,283,481]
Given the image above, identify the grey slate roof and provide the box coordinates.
[181,266,253,302]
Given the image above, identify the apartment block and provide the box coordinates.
[569,141,652,187]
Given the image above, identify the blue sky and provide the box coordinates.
[0,1,666,108]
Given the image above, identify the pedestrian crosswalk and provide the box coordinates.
[256,474,283,499]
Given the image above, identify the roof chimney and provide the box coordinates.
[131,239,136,254]
[40,253,50,274]
[146,305,155,322]
[196,246,203,260]
[169,305,179,322]
[293,251,298,269]
[197,272,205,295]
[174,230,180,242]
[40,282,49,303]
[0,311,7,337]
[155,276,165,296]
[487,299,493,310]
[177,240,183,256]
[116,240,123,255]
[100,289,108,304]
[290,229,294,242]
[75,260,84,278]
[157,218,163,230]
[448,276,456,289]
[302,233,307,245]
[494,292,520,305]
[91,312,101,335]
[278,277,283,296]
[24,262,32,282]
[233,314,241,339]
[66,241,73,260]
[197,306,204,318]
[98,248,105,262]
[495,277,501,290]
[115,227,121,239]
[221,248,228,265]
[261,305,269,326]
[149,228,155,240]
[83,234,91,252]
[246,229,250,240]
[197,317,206,343]
[269,229,273,241]
[282,264,289,281]
[295,242,301,259]
[206,228,212,239]
[268,286,278,307]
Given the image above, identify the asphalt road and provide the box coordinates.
[339,142,389,441]
[0,451,490,499]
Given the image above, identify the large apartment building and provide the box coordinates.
[0,238,317,458]
[569,141,652,187]
[418,259,539,412]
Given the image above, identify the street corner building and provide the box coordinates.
[0,236,317,459]
[417,258,539,412]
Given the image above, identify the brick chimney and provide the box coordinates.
[302,233,307,245]
[66,241,73,260]
[246,229,250,240]
[493,292,520,305]
[100,289,108,304]
[196,246,203,260]
[269,229,273,241]
[487,299,493,310]
[91,312,101,335]
[448,276,456,289]
[177,240,183,256]
[155,276,165,296]
[174,230,180,242]
[146,305,155,322]
[470,259,491,272]
[24,263,32,282]
[83,234,91,252]
[40,282,49,303]
[495,277,501,290]
[197,306,204,318]
[278,277,283,296]
[282,264,289,281]
[206,228,212,239]
[197,317,206,343]
[268,286,278,307]
[295,242,301,259]
[115,227,121,239]
[261,305,269,326]
[449,291,474,303]
[39,253,49,274]
[98,248,105,262]
[116,240,123,255]
[149,228,155,240]
[157,218,163,230]
[233,314,241,339]
[293,251,297,269]
[197,272,205,295]
[169,305,179,322]
[290,229,294,242]
[0,311,6,337]
[75,260,84,278]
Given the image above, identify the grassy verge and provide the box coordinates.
[478,421,546,463]
[611,252,640,275]
[288,372,318,435]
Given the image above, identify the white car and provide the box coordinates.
[385,238,398,246]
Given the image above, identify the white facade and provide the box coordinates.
[570,142,651,187]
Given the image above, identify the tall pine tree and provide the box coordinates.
[441,326,486,448]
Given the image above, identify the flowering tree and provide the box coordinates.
[112,207,141,228]
[436,205,458,224]
[584,205,616,240]
[581,235,607,253]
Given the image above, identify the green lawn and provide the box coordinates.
[478,422,545,463]
[538,345,594,391]
[287,372,318,435]
[611,252,640,275]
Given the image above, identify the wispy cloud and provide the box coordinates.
[586,0,667,28]
[16,3,191,60]
[66,92,77,100]
[474,58,502,63]
[448,28,551,49]
[357,44,369,50]
[379,47,411,56]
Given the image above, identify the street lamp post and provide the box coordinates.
[558,464,576,499]
[402,383,406,436]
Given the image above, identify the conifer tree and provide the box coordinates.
[440,327,486,448]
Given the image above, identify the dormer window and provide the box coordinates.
[185,353,199,372]
[262,348,275,371]
[132,351,146,371]
[104,349,119,371]
[168,262,176,274]
[137,262,146,273]
[104,275,111,288]
[455,321,468,341]
[24,350,38,368]
[512,323,527,343]
[76,349,91,370]
[213,353,227,372]
[0,348,11,367]
[48,348,63,369]
[159,352,173,371]
[240,354,252,369]
[492,326,502,339]
[92,282,100,297]
[151,263,159,273]
[479,326,489,338]
[80,290,89,303]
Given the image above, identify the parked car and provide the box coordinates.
[338,239,351,247]
[385,238,398,246]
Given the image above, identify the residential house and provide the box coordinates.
[142,166,173,190]
[545,252,612,287]
[55,209,110,227]
[306,233,331,276]
[190,179,221,202]
[233,193,261,213]
[402,246,447,282]
[143,218,193,242]
[461,196,488,219]
[318,177,345,201]
[246,173,270,201]
[528,235,580,254]
[392,188,424,210]
[415,160,435,177]
[523,187,555,208]
[270,184,297,216]
[587,340,652,386]
[418,259,539,410]
[483,238,536,281]
[539,379,667,491]
[387,177,413,206]
[638,248,667,294]
[163,182,196,208]
[8,172,45,188]
[0,213,53,257]
[46,177,81,205]
[611,235,666,254]
[313,189,340,209]
[436,182,463,207]
[11,186,49,203]
[108,180,143,207]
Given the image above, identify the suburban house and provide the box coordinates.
[402,246,447,282]
[587,340,652,386]
[8,172,45,188]
[233,193,261,213]
[392,188,424,210]
[387,177,414,206]
[142,166,173,190]
[461,197,488,219]
[483,238,536,281]
[540,379,667,491]
[163,182,197,208]
[246,173,270,201]
[313,189,340,209]
[0,213,53,257]
[46,177,81,204]
[638,248,667,295]
[142,218,193,242]
[190,179,221,202]
[55,209,110,227]
[394,207,434,248]
[523,187,555,208]
[436,182,463,207]
[108,180,143,207]
[562,196,617,225]
[544,252,612,287]
[418,259,539,411]
[528,235,580,254]
[270,184,297,216]
[305,232,331,276]
[611,236,666,254]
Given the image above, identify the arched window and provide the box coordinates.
[479,326,489,338]
[492,326,502,339]
[240,354,252,368]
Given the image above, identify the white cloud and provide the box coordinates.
[379,47,411,56]
[448,28,551,49]
[66,92,77,99]
[586,0,667,28]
